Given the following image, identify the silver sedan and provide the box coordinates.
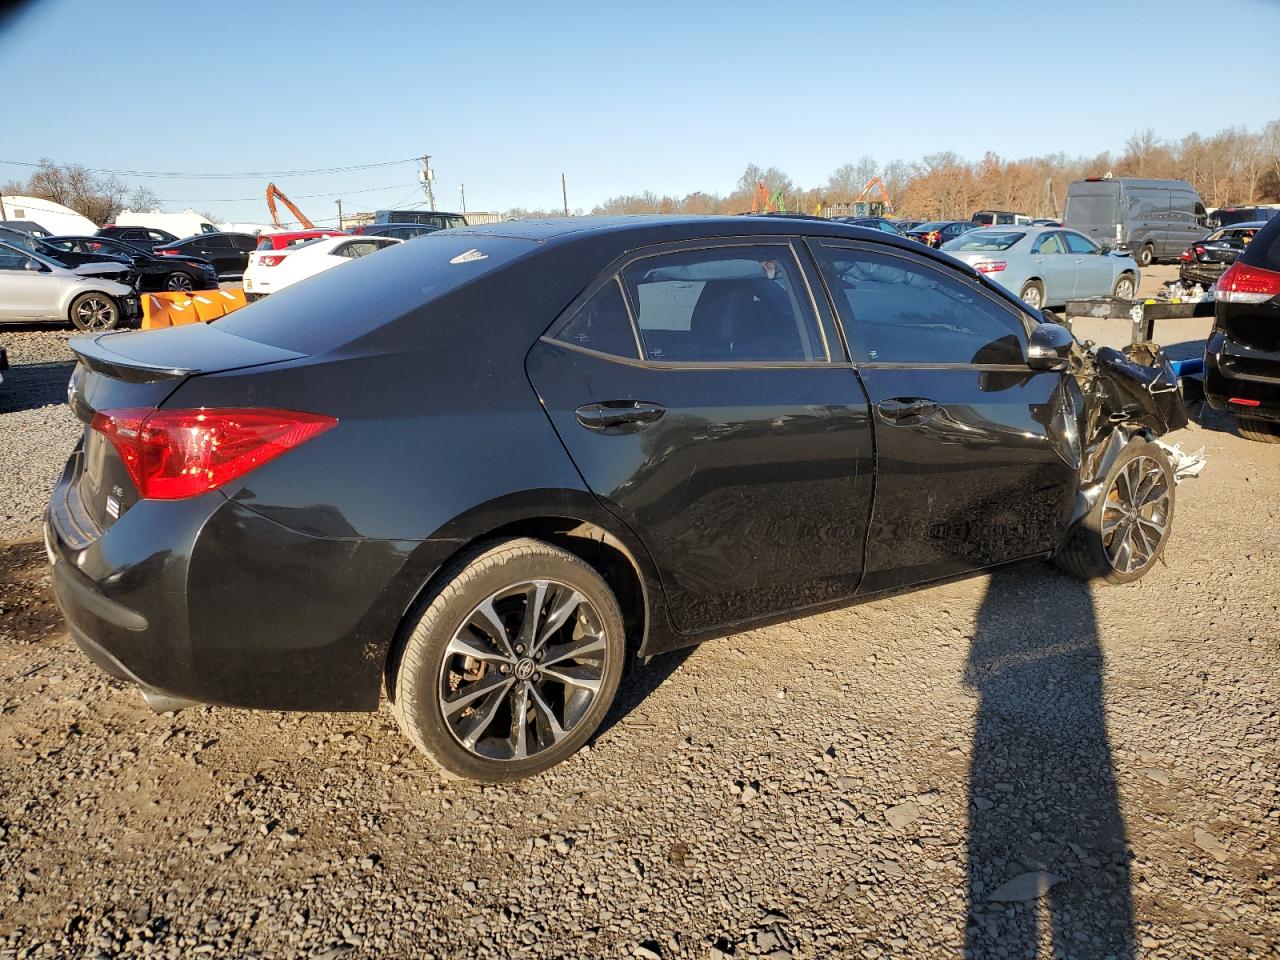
[941,226,1140,310]
[0,241,139,331]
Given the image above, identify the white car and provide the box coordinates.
[0,241,140,330]
[242,235,400,299]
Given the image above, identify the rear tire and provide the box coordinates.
[1019,280,1045,310]
[164,271,196,292]
[69,292,120,332]
[390,537,626,782]
[1135,244,1154,268]
[1054,439,1175,584]
[1236,417,1280,443]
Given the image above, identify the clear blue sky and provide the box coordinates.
[2,0,1277,223]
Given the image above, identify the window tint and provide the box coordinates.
[1034,233,1066,254]
[0,245,30,270]
[338,240,387,259]
[147,230,170,242]
[1063,232,1098,254]
[555,280,639,359]
[620,246,823,363]
[203,235,232,249]
[814,245,1028,365]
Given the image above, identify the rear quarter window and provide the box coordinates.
[214,233,537,354]
[1239,217,1280,272]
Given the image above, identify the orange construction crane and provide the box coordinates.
[852,177,893,215]
[750,181,787,214]
[265,182,315,230]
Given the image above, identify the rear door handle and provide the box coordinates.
[877,397,938,423]
[575,400,666,432]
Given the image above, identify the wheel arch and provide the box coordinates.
[382,492,665,698]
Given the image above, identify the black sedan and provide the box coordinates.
[153,232,258,277]
[906,220,977,248]
[43,236,219,292]
[834,216,901,235]
[48,216,1186,781]
[95,225,181,252]
[1204,213,1280,442]
[1177,222,1265,289]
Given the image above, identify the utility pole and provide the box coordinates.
[335,199,343,230]
[459,183,466,214]
[421,155,436,211]
[561,173,569,216]
[0,190,7,221]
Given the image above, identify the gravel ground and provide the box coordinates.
[0,268,1277,959]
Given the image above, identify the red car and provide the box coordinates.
[255,230,346,251]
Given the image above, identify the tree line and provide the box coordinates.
[581,120,1280,220]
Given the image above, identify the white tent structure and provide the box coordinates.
[0,194,98,235]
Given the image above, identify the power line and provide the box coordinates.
[160,182,417,204]
[0,157,419,180]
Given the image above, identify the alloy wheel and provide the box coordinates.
[1021,284,1043,309]
[166,273,195,292]
[438,579,608,762]
[1102,455,1171,574]
[75,296,117,331]
[1115,277,1135,299]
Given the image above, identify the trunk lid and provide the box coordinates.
[66,324,305,533]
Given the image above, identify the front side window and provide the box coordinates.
[620,246,823,363]
[554,279,639,359]
[1063,232,1099,255]
[0,244,31,270]
[814,244,1028,366]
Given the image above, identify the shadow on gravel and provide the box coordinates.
[964,566,1134,958]
[595,646,695,741]
[0,360,75,414]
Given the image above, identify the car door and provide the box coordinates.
[228,234,257,273]
[1028,231,1075,302]
[1062,230,1114,297]
[526,239,875,634]
[809,240,1080,594]
[195,234,233,274]
[0,245,62,320]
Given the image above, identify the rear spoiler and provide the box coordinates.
[69,325,304,384]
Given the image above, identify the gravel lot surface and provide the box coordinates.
[0,267,1276,958]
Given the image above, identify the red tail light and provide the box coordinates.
[1217,261,1280,303]
[973,260,1007,273]
[1229,397,1261,407]
[155,248,178,256]
[1194,245,1206,255]
[260,254,286,267]
[1179,249,1192,262]
[91,407,337,500]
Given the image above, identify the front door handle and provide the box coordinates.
[877,397,939,423]
[575,400,666,432]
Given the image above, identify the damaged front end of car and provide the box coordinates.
[1066,339,1204,528]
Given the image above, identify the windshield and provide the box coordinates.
[1064,188,1118,227]
[216,232,538,354]
[943,231,1024,252]
[912,222,949,233]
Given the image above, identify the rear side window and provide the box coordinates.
[554,280,639,359]
[256,238,274,250]
[814,244,1028,365]
[620,246,824,363]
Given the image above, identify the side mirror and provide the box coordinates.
[23,258,42,272]
[1027,321,1075,371]
[1098,244,1112,254]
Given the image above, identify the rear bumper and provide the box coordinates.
[1204,330,1280,422]
[1179,263,1226,288]
[46,455,456,712]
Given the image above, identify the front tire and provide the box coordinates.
[69,292,120,332]
[1135,244,1154,268]
[1236,417,1280,443]
[1113,273,1136,300]
[391,538,626,782]
[1019,280,1045,310]
[1054,440,1175,584]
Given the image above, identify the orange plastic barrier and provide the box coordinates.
[141,288,248,329]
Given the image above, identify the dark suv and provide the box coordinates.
[1204,213,1280,442]
[48,217,1187,781]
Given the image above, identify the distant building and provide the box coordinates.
[0,194,98,234]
